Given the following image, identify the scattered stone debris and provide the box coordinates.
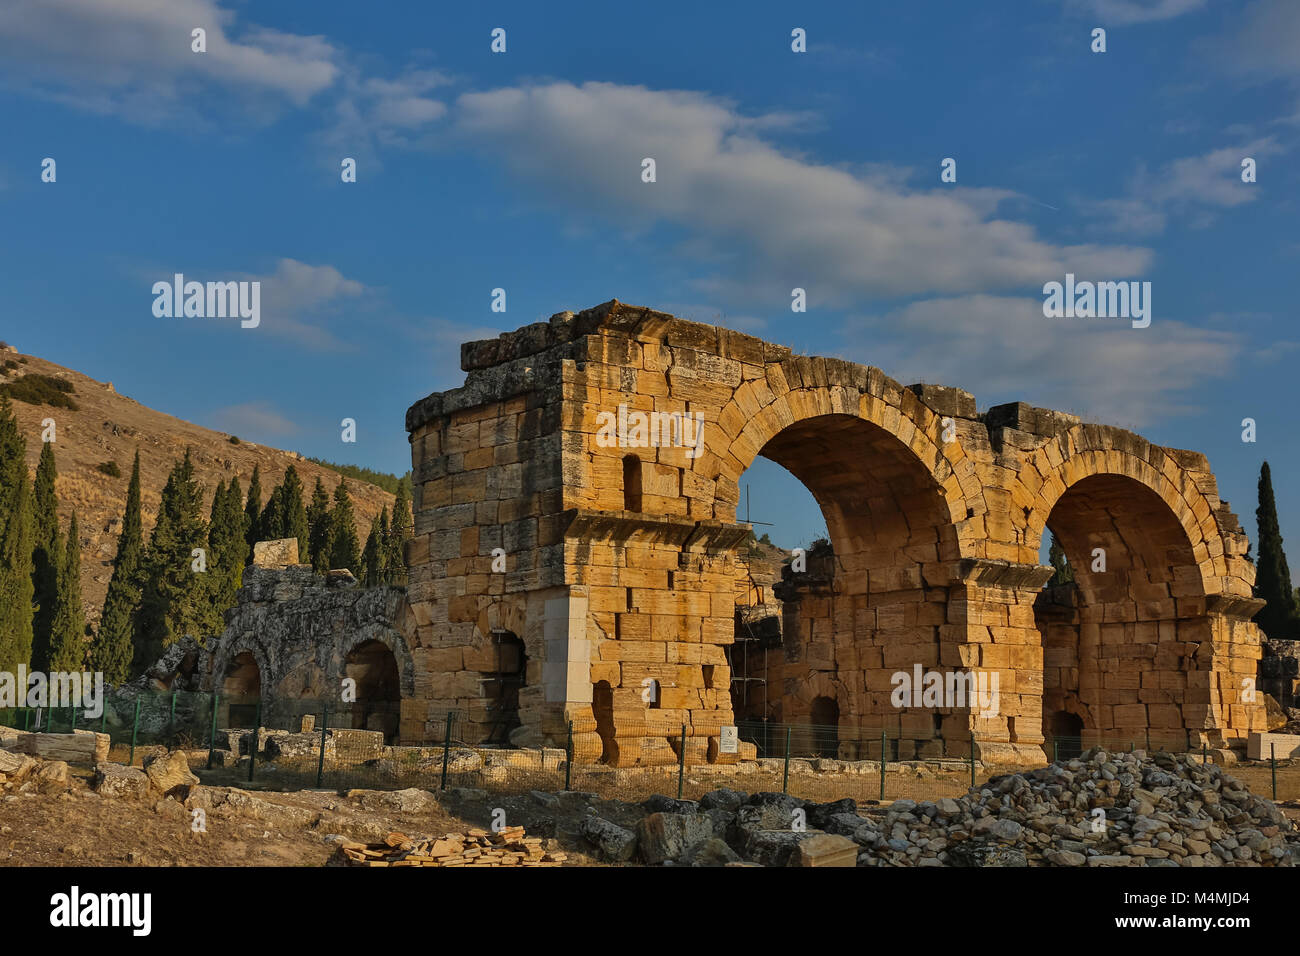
[333,827,567,867]
[575,749,1300,867]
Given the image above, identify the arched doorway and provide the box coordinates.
[222,652,261,729]
[1035,474,1207,749]
[345,640,401,744]
[742,413,963,759]
[810,695,840,758]
[482,629,527,746]
[1046,710,1085,761]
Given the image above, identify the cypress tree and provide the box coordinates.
[361,514,383,587]
[386,482,412,585]
[49,513,85,672]
[281,465,309,561]
[135,450,211,669]
[1047,532,1074,587]
[306,477,331,572]
[207,478,245,618]
[30,441,61,672]
[243,464,262,563]
[1253,461,1298,639]
[259,482,286,542]
[92,450,143,684]
[0,396,35,672]
[328,480,360,573]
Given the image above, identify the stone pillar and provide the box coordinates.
[1201,595,1269,747]
[947,558,1054,763]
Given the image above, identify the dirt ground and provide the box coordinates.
[0,762,606,868]
[6,749,1297,867]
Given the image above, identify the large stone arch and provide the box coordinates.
[403,300,1268,763]
[700,361,982,532]
[1017,434,1245,598]
[1008,427,1264,751]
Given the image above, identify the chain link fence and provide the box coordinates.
[3,695,1297,805]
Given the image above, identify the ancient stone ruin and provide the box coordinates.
[145,540,414,743]
[398,300,1268,764]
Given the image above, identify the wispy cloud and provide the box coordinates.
[208,400,300,438]
[451,82,1151,308]
[1082,137,1285,235]
[841,294,1240,427]
[0,0,340,125]
[242,259,367,351]
[1065,0,1207,25]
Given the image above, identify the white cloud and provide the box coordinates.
[1067,0,1206,24]
[209,400,299,438]
[451,82,1151,307]
[1223,0,1300,77]
[0,0,340,123]
[1083,137,1284,235]
[841,294,1240,427]
[242,259,367,351]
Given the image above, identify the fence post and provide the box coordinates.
[1052,738,1058,763]
[969,733,976,789]
[1202,743,1208,766]
[564,720,573,791]
[439,711,453,791]
[169,691,178,738]
[69,702,77,733]
[247,699,261,783]
[880,730,887,802]
[677,724,687,799]
[1271,743,1277,801]
[129,696,142,767]
[206,693,219,770]
[22,708,29,733]
[317,705,329,789]
[782,726,791,795]
[100,704,107,735]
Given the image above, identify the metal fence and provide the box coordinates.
[2,695,1296,805]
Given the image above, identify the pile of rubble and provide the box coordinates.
[856,748,1296,867]
[334,826,567,867]
[579,748,1299,867]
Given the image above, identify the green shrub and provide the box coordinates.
[228,435,241,444]
[97,460,122,478]
[0,373,78,410]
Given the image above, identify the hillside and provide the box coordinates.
[0,344,398,629]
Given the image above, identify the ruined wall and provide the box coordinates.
[197,559,414,741]
[404,300,1267,764]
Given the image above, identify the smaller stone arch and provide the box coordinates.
[221,651,263,729]
[344,639,402,742]
[334,622,417,700]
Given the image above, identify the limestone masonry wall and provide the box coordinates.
[402,300,1267,764]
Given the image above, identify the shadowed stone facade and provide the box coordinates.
[200,561,414,741]
[403,300,1268,763]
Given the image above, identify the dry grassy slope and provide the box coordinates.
[1,348,397,627]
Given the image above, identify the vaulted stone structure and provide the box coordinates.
[403,300,1267,763]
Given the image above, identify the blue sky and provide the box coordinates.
[1,0,1297,566]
